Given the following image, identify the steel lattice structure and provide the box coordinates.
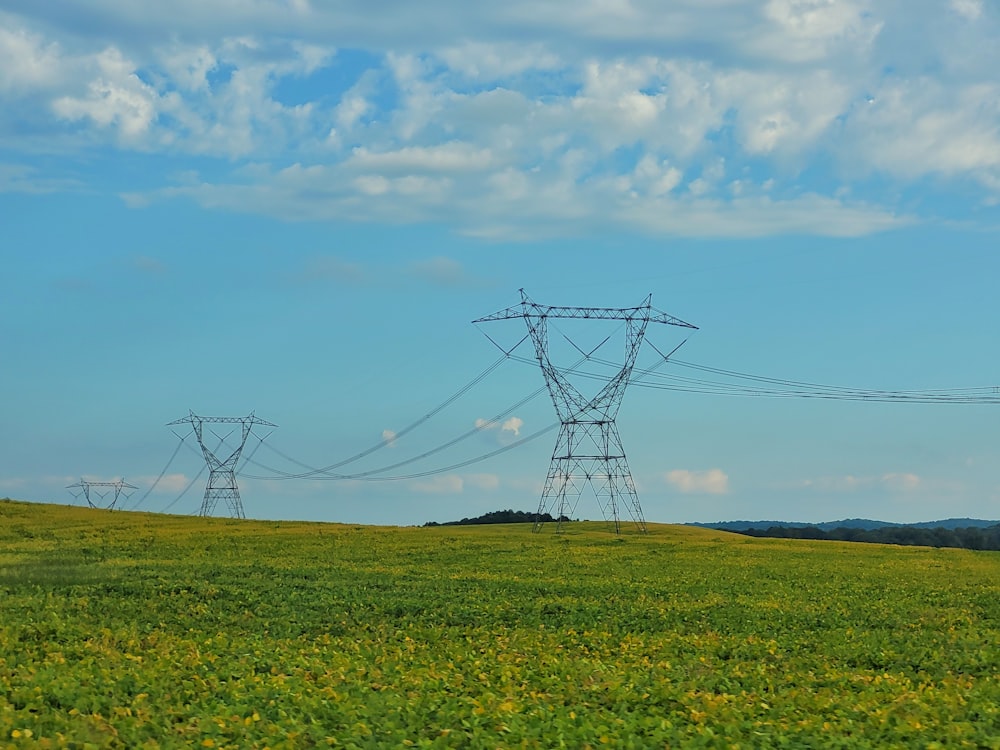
[168,411,276,518]
[66,478,138,510]
[475,290,696,533]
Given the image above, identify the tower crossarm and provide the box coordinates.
[472,290,695,327]
[66,480,138,490]
[167,413,277,428]
[473,303,697,330]
[474,304,663,322]
[649,308,698,329]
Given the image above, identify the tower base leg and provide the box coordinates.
[532,422,647,535]
[200,471,245,519]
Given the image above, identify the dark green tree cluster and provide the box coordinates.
[424,509,571,527]
[736,524,1000,551]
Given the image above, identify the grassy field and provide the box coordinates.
[2,499,1000,748]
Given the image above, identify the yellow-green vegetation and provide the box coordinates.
[2,499,1000,749]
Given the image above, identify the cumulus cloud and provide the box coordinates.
[666,468,730,495]
[476,416,524,442]
[500,417,523,437]
[52,47,160,142]
[0,25,63,94]
[2,2,998,233]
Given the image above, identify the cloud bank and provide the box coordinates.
[2,1,998,236]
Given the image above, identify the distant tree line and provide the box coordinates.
[736,524,1000,551]
[424,509,572,527]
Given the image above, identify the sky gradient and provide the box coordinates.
[3,0,999,526]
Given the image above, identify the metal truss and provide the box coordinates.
[475,290,696,534]
[167,411,276,518]
[66,478,138,510]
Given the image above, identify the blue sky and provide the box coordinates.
[3,0,1000,526]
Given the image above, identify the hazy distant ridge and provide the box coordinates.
[690,518,1000,532]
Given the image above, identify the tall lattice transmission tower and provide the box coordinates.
[66,478,138,510]
[475,290,696,533]
[168,411,276,518]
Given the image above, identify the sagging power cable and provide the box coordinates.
[244,351,515,480]
[239,351,594,483]
[128,431,189,511]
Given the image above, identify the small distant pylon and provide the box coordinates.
[66,478,138,510]
[167,411,275,518]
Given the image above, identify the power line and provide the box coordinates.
[160,465,206,514]
[243,353,511,480]
[239,382,550,481]
[129,432,189,510]
[239,350,599,482]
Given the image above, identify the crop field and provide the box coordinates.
[2,500,1000,749]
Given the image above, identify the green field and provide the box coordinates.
[2,499,1000,748]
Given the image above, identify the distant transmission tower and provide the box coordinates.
[475,290,696,534]
[167,411,276,518]
[66,478,138,510]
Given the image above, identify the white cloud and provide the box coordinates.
[799,472,923,493]
[133,473,190,493]
[151,161,908,238]
[438,41,562,80]
[465,473,500,490]
[2,2,998,233]
[950,0,983,21]
[411,474,464,494]
[0,164,82,194]
[756,0,883,63]
[0,25,63,94]
[475,415,524,443]
[157,44,217,92]
[52,47,159,141]
[347,143,494,173]
[381,429,397,447]
[666,468,730,495]
[844,79,1000,187]
[501,417,523,437]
